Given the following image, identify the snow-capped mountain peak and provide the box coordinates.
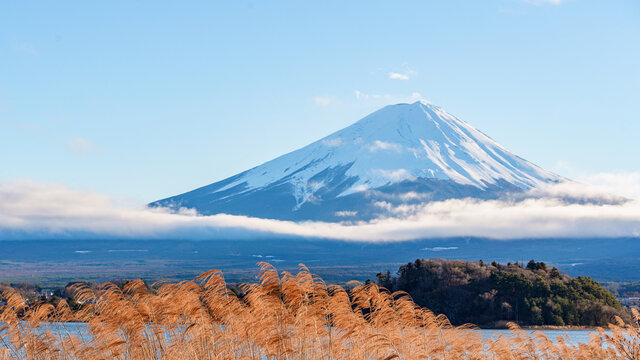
[151,101,563,221]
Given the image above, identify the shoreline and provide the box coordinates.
[11,320,603,331]
[479,325,601,331]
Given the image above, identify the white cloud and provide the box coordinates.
[388,63,417,80]
[410,92,424,102]
[528,181,626,204]
[523,0,570,5]
[578,172,640,200]
[389,72,409,80]
[368,140,403,153]
[370,168,413,182]
[1,179,640,242]
[398,192,431,201]
[354,90,395,101]
[354,90,426,104]
[423,246,458,251]
[313,96,333,107]
[544,167,640,201]
[67,137,96,155]
[322,138,344,147]
[335,210,357,217]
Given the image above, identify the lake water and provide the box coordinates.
[478,329,599,345]
[2,322,601,347]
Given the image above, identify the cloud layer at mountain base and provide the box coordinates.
[1,179,639,242]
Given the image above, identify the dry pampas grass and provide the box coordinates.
[1,262,639,359]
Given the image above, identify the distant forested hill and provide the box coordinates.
[602,281,640,298]
[375,259,632,327]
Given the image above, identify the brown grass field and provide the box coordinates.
[1,262,639,359]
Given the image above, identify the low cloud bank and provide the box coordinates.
[0,179,639,241]
[577,172,640,200]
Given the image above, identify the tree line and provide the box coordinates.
[375,259,632,327]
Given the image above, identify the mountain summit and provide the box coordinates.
[151,101,563,221]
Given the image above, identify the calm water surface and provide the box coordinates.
[2,323,603,346]
[478,329,600,345]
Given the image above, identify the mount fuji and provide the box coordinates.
[151,101,564,221]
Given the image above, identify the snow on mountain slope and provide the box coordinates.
[151,101,564,221]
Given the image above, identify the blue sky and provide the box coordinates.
[1,0,639,203]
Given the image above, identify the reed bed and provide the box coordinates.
[1,262,638,359]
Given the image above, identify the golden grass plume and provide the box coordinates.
[0,262,638,359]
